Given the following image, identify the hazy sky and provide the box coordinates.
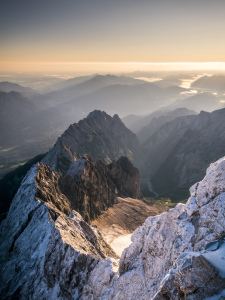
[1,0,225,73]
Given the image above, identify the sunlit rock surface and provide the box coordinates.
[83,157,225,299]
[1,155,225,299]
[0,164,117,299]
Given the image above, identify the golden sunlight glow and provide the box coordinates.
[1,62,225,75]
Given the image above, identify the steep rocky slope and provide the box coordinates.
[138,108,225,199]
[0,163,117,299]
[42,110,144,173]
[58,155,141,223]
[1,145,225,298]
[136,107,196,144]
[151,108,225,197]
[0,153,45,220]
[142,114,196,178]
[83,156,225,299]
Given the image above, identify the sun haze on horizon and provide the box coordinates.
[1,0,225,74]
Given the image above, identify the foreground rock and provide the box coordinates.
[0,164,117,299]
[83,157,225,299]
[1,154,225,299]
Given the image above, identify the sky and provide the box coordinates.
[1,0,225,74]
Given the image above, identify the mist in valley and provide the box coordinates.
[1,69,225,203]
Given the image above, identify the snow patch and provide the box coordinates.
[203,241,225,278]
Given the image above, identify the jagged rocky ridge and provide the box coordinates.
[0,162,118,299]
[37,154,140,223]
[58,154,141,222]
[42,110,144,174]
[1,156,225,299]
[1,108,225,299]
[82,156,225,299]
[0,152,142,299]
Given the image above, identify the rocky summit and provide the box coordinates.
[42,110,144,174]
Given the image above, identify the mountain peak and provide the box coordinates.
[42,110,143,174]
[86,109,109,119]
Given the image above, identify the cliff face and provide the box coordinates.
[83,156,225,299]
[59,155,141,223]
[0,163,117,300]
[1,154,225,299]
[42,110,144,174]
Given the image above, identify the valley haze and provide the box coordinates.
[1,0,225,299]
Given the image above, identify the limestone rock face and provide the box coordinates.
[83,156,225,299]
[153,251,225,299]
[107,156,141,199]
[59,155,141,223]
[42,110,144,174]
[0,163,117,300]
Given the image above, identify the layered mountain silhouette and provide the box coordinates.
[0,91,39,146]
[1,134,225,298]
[2,107,225,206]
[0,82,39,98]
[165,92,223,112]
[139,108,225,200]
[191,74,225,92]
[36,74,147,108]
[123,107,196,141]
[1,73,220,179]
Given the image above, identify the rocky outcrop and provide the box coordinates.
[59,155,141,223]
[42,110,144,173]
[83,156,225,299]
[153,250,225,299]
[0,163,117,300]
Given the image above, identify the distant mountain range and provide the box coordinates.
[0,81,39,98]
[122,107,196,138]
[0,73,224,184]
[1,106,225,298]
[134,108,225,200]
[0,91,39,146]
[191,74,225,92]
[165,92,223,112]
[2,107,225,209]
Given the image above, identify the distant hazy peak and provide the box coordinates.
[0,81,38,97]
